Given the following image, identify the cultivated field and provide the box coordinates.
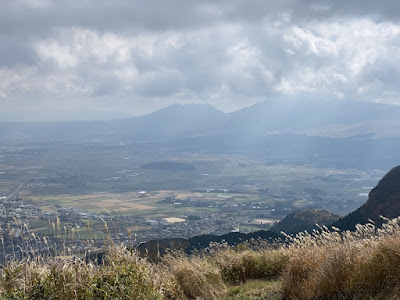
[0,141,385,240]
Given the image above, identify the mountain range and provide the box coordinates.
[2,99,400,139]
[1,99,400,170]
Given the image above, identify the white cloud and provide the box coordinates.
[34,29,132,68]
[0,66,37,98]
[275,19,400,100]
[1,3,400,116]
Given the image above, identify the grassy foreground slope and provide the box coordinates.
[2,217,400,299]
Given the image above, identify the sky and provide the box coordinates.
[1,0,400,119]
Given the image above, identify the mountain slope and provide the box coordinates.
[270,209,340,235]
[335,165,400,230]
[1,100,400,169]
[228,99,400,134]
[2,100,400,142]
[112,103,227,139]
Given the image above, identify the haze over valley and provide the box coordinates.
[0,98,397,261]
[1,0,400,279]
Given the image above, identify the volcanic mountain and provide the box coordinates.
[335,165,400,230]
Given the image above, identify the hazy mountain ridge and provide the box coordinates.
[1,100,400,170]
[2,100,400,141]
[228,99,400,134]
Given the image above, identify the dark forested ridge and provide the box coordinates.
[136,230,282,262]
[270,209,341,234]
[2,100,400,170]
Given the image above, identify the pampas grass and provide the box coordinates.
[282,217,400,299]
[2,217,400,299]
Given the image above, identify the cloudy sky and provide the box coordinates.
[1,0,400,119]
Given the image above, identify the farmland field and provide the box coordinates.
[0,141,385,241]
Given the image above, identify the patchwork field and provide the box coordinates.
[0,142,385,241]
[24,193,157,214]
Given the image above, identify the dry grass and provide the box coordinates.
[3,217,400,299]
[282,217,400,299]
[221,279,283,300]
[210,244,288,285]
[161,252,227,299]
[0,246,162,299]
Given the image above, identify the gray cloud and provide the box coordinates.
[1,0,400,116]
[2,0,399,35]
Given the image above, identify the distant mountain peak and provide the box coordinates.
[153,103,223,114]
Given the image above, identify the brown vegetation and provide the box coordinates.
[283,217,400,299]
[2,218,400,299]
